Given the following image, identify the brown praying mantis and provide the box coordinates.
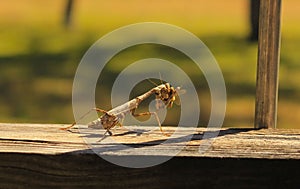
[61,82,181,137]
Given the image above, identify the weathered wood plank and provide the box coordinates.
[0,123,87,154]
[0,123,300,188]
[0,123,299,159]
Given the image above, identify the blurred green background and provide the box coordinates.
[0,0,299,128]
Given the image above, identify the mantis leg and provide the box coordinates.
[60,107,108,131]
[131,109,168,135]
[97,129,113,142]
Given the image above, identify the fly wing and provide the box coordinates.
[174,87,186,106]
[155,98,166,110]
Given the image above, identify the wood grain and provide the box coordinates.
[1,123,300,159]
[255,0,282,129]
[0,123,299,188]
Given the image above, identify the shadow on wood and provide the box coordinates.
[0,153,299,189]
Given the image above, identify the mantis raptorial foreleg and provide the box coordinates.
[130,108,170,136]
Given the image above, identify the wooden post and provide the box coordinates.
[249,0,260,41]
[64,0,74,27]
[255,0,282,129]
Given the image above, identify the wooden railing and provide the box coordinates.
[0,123,300,188]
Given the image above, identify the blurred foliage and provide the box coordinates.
[0,0,299,128]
